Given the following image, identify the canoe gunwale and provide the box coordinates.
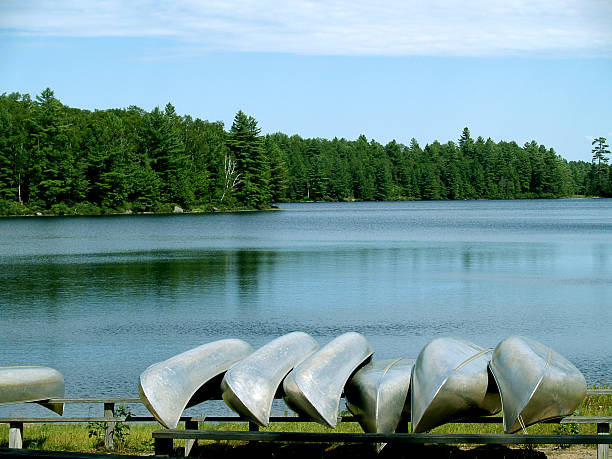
[221,332,320,427]
[0,366,65,415]
[283,332,374,428]
[139,370,230,429]
[138,339,253,429]
[311,351,374,427]
[411,339,498,433]
[488,335,587,434]
[346,357,413,453]
[374,358,404,428]
[489,360,547,433]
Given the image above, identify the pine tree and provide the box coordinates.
[0,104,18,201]
[30,88,77,207]
[265,137,288,203]
[592,137,610,171]
[459,127,474,157]
[591,137,610,196]
[227,111,270,208]
[140,104,190,205]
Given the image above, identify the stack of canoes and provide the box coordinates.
[0,333,585,438]
[137,333,587,438]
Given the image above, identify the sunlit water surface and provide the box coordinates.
[0,199,610,416]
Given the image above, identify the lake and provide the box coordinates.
[0,199,610,416]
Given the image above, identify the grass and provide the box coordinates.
[0,387,609,457]
[0,422,156,454]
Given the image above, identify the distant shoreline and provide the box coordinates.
[0,207,282,218]
[0,196,606,218]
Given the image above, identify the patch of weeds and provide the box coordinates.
[553,419,580,449]
[87,404,132,450]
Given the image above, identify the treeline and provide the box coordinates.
[0,89,610,215]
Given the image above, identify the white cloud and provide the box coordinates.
[1,0,611,57]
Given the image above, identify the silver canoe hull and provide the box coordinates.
[411,337,501,433]
[221,331,319,426]
[489,335,587,433]
[0,366,65,415]
[345,358,414,452]
[139,339,253,428]
[283,332,374,428]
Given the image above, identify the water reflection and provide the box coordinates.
[235,250,263,300]
[0,200,610,415]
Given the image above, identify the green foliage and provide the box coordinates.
[73,201,102,215]
[49,202,71,216]
[0,199,30,215]
[0,89,608,216]
[553,420,580,449]
[113,405,132,449]
[592,137,610,168]
[227,110,270,208]
[266,137,288,203]
[87,404,131,450]
[591,137,611,196]
[87,420,105,448]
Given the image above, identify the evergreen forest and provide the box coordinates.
[0,89,610,216]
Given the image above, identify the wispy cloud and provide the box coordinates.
[2,0,611,57]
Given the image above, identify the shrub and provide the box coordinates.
[87,404,132,451]
[0,199,30,215]
[73,201,101,215]
[50,202,71,215]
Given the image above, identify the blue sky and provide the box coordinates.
[1,1,611,162]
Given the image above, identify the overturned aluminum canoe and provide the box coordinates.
[221,331,319,426]
[489,335,586,433]
[411,337,501,433]
[139,339,253,428]
[283,332,373,428]
[0,366,65,415]
[345,358,414,451]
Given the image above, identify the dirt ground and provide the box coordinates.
[528,446,597,459]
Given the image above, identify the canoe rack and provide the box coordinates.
[0,390,610,458]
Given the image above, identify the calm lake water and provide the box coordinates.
[0,199,610,416]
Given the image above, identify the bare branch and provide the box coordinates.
[221,154,241,203]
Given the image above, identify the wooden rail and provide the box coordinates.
[153,429,612,455]
[589,390,612,395]
[149,416,611,458]
[0,391,609,457]
[3,398,138,451]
